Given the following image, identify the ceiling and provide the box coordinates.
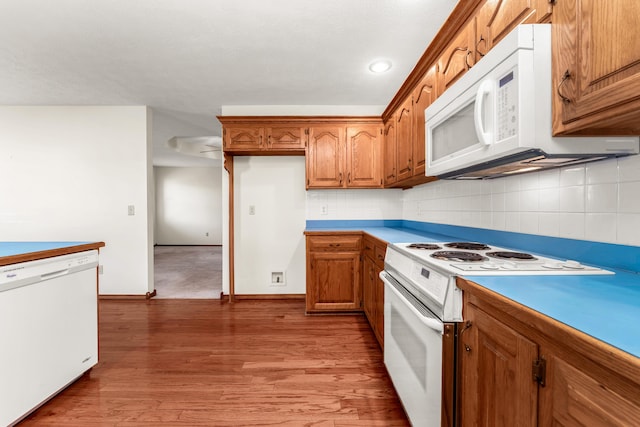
[0,0,457,167]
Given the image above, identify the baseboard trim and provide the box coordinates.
[232,294,305,300]
[99,289,157,300]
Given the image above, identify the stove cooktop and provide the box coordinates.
[393,241,613,276]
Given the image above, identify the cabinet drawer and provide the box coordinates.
[363,236,376,260]
[374,243,387,268]
[307,235,361,252]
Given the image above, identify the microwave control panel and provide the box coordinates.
[497,69,518,141]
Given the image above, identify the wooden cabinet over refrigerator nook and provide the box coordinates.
[218,117,307,155]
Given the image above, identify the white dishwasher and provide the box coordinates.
[0,250,99,426]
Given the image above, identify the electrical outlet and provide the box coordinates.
[249,205,256,215]
[205,232,209,237]
[321,205,328,215]
[127,205,135,216]
[98,265,104,275]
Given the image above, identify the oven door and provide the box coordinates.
[381,271,443,427]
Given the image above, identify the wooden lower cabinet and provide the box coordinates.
[457,278,640,427]
[540,354,640,426]
[305,233,362,313]
[458,302,538,427]
[362,234,385,347]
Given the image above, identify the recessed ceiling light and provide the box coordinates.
[368,59,392,73]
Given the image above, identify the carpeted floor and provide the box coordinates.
[154,245,222,299]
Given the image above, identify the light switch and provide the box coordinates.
[128,205,135,216]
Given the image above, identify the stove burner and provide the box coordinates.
[431,251,488,262]
[445,242,491,251]
[407,243,442,250]
[486,251,537,260]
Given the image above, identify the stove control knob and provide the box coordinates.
[481,262,500,270]
[563,260,584,269]
[542,262,563,269]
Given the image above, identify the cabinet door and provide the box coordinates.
[540,355,640,426]
[412,65,438,177]
[475,0,549,59]
[395,98,413,182]
[345,126,382,188]
[306,126,345,188]
[362,255,376,325]
[383,118,397,186]
[267,126,307,151]
[373,262,384,347]
[438,20,476,95]
[553,0,640,135]
[459,303,538,427]
[306,251,361,312]
[223,126,264,151]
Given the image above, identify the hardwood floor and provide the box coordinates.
[21,299,409,426]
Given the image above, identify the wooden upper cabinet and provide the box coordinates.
[412,65,438,177]
[552,0,640,135]
[383,118,397,186]
[395,97,413,182]
[266,126,307,151]
[438,19,476,95]
[475,0,552,59]
[307,121,383,189]
[223,125,264,151]
[345,126,382,188]
[307,126,344,188]
[218,118,307,154]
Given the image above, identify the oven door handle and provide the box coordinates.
[381,271,444,334]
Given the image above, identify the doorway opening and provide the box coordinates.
[154,245,222,298]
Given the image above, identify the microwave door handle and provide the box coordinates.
[474,79,494,145]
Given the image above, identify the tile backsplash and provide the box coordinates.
[306,189,403,220]
[305,155,640,247]
[403,155,640,246]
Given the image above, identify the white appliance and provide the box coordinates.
[425,24,639,179]
[0,250,99,426]
[381,240,612,426]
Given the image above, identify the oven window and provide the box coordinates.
[391,305,427,389]
[431,101,479,162]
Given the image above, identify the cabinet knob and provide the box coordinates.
[464,344,472,352]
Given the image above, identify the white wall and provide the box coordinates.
[403,155,640,246]
[0,106,153,295]
[234,156,306,295]
[154,167,223,245]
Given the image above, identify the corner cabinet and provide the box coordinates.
[552,0,640,135]
[457,277,640,427]
[305,233,362,313]
[306,120,383,189]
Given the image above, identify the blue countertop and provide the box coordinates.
[306,220,640,359]
[0,242,94,258]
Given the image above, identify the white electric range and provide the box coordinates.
[384,241,613,322]
[380,240,613,427]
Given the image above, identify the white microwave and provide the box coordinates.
[425,24,639,179]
